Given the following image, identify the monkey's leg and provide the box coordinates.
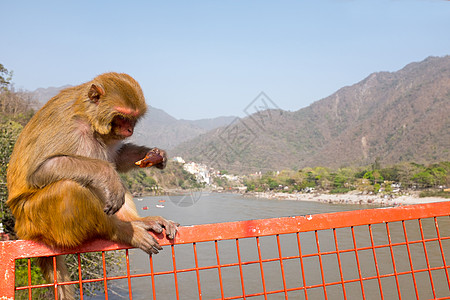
[16,180,163,254]
[16,180,113,248]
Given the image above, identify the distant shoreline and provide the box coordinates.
[135,189,448,207]
[245,191,448,206]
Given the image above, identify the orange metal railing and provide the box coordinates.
[1,201,449,299]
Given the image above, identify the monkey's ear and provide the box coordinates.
[88,84,105,103]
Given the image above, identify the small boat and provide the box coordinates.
[158,199,166,203]
[142,206,149,210]
[155,204,165,208]
[137,198,143,201]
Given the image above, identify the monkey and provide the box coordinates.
[6,72,178,299]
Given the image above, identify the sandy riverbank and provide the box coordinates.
[247,191,448,206]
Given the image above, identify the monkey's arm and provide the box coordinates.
[29,155,126,215]
[115,143,167,172]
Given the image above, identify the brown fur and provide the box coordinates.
[7,72,177,299]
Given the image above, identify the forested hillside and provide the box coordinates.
[173,56,450,173]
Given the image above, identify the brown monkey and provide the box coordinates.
[6,72,178,299]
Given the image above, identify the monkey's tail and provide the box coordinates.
[37,255,75,300]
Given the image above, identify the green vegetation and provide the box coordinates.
[14,251,126,299]
[0,63,13,90]
[419,190,450,198]
[0,64,34,238]
[243,161,450,196]
[14,259,49,299]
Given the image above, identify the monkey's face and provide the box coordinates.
[110,115,137,139]
[81,73,147,140]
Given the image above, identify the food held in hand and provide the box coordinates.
[135,149,164,168]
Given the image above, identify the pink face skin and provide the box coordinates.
[110,107,142,139]
[111,115,136,138]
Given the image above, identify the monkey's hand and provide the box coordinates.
[130,217,179,255]
[141,216,179,240]
[135,148,167,169]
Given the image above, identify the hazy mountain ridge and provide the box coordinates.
[131,111,235,149]
[181,116,236,131]
[32,85,73,105]
[172,56,450,173]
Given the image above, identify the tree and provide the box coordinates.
[331,167,356,193]
[412,171,435,188]
[0,63,13,90]
[309,167,330,190]
[0,120,23,237]
[0,65,35,237]
[0,64,34,121]
[302,167,317,188]
[397,162,423,188]
[292,170,307,190]
[429,166,447,187]
[356,178,374,194]
[411,166,447,188]
[372,157,381,171]
[380,166,399,182]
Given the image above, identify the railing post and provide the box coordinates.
[0,241,17,299]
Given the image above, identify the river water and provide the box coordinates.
[88,193,449,300]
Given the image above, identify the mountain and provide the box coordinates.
[183,116,237,131]
[30,86,235,150]
[130,109,235,150]
[32,85,73,106]
[172,56,450,173]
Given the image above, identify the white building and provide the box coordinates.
[183,162,211,184]
[173,156,185,164]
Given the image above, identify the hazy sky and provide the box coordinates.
[2,1,449,120]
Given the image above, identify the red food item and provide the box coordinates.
[135,149,164,168]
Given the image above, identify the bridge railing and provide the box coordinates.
[1,201,449,299]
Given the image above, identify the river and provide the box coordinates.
[87,193,449,299]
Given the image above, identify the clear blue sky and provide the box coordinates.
[2,1,449,120]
